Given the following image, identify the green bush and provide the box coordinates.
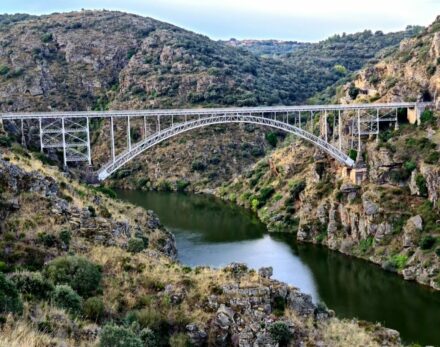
[191,160,206,172]
[127,238,146,253]
[140,328,158,347]
[176,179,190,192]
[420,236,436,250]
[415,174,428,197]
[268,321,293,345]
[83,296,105,321]
[265,132,278,147]
[258,186,275,204]
[100,324,143,347]
[43,256,102,297]
[59,229,71,247]
[9,271,53,300]
[0,135,12,147]
[88,205,97,217]
[41,32,53,43]
[94,185,117,199]
[0,272,23,315]
[0,64,10,76]
[348,149,357,161]
[52,285,82,313]
[435,248,440,257]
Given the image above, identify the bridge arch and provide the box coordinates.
[97,114,354,181]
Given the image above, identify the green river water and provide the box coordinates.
[116,190,440,346]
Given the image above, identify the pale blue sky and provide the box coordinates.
[2,0,440,41]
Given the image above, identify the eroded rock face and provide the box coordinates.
[0,158,177,259]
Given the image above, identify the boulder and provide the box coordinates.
[258,266,273,279]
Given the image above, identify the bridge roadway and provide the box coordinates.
[0,102,428,120]
[0,102,432,181]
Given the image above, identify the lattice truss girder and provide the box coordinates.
[40,117,90,165]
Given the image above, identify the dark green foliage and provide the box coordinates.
[289,180,306,200]
[415,174,428,197]
[83,296,105,321]
[359,237,374,254]
[9,271,53,300]
[37,232,58,247]
[88,205,97,217]
[40,32,53,43]
[272,296,286,316]
[127,238,146,253]
[265,132,278,147]
[258,186,275,205]
[191,160,206,172]
[420,110,435,125]
[43,256,102,298]
[140,328,158,347]
[59,229,71,247]
[34,152,57,166]
[348,149,357,161]
[100,324,143,347]
[420,236,436,250]
[436,248,440,257]
[176,179,190,192]
[52,284,82,313]
[94,185,117,199]
[0,64,10,76]
[348,84,360,100]
[268,321,293,345]
[0,272,23,315]
[427,65,437,76]
[0,135,12,147]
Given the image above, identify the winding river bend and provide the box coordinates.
[116,190,440,346]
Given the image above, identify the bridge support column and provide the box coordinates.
[110,116,115,163]
[61,118,67,168]
[127,116,131,151]
[39,118,43,152]
[338,110,342,151]
[86,117,92,165]
[20,119,26,147]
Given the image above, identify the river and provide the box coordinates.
[116,190,440,346]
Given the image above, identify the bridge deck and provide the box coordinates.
[0,102,430,120]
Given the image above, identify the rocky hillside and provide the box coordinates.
[0,143,402,346]
[338,17,440,104]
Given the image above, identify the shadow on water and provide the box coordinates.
[116,190,440,346]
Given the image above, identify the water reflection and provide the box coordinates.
[116,190,440,346]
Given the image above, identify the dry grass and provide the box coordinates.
[320,318,383,347]
[0,316,58,347]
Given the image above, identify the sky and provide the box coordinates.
[2,0,440,41]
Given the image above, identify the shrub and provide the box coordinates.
[9,271,53,300]
[40,32,53,43]
[88,205,97,217]
[43,256,102,297]
[83,296,105,321]
[37,232,58,247]
[59,229,71,247]
[436,248,440,257]
[348,84,360,99]
[99,324,143,347]
[0,64,10,76]
[140,328,158,347]
[191,160,206,172]
[258,186,275,204]
[420,236,436,250]
[94,185,117,198]
[251,198,260,211]
[415,174,428,197]
[0,272,23,315]
[156,179,172,192]
[265,132,278,147]
[0,135,12,147]
[359,237,374,254]
[420,110,435,125]
[385,254,408,271]
[268,321,293,345]
[272,295,286,316]
[176,179,190,192]
[348,149,357,161]
[52,285,82,313]
[127,238,146,253]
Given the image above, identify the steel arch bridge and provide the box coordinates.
[0,102,430,181]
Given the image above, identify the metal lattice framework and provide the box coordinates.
[0,102,431,181]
